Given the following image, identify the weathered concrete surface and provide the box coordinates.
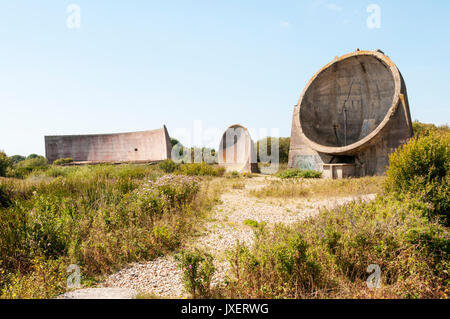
[45,126,172,164]
[57,288,137,299]
[218,124,258,173]
[288,50,413,177]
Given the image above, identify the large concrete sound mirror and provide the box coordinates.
[218,124,258,173]
[288,50,413,178]
[45,126,172,164]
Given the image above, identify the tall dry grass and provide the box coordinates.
[250,176,384,199]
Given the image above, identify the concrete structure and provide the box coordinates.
[288,49,413,178]
[45,126,172,164]
[218,124,258,173]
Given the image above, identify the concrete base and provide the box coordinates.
[322,164,356,179]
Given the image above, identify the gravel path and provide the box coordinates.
[100,177,376,298]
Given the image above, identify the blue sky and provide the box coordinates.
[0,0,449,156]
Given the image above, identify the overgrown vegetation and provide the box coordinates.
[53,158,74,166]
[385,132,449,226]
[412,121,449,137]
[222,195,448,298]
[175,249,216,298]
[4,154,49,179]
[0,164,222,298]
[158,160,225,177]
[2,122,449,299]
[217,129,450,299]
[276,168,322,179]
[0,151,10,177]
[176,162,225,177]
[250,176,384,199]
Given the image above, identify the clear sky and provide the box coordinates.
[1,1,449,156]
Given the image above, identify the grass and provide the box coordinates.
[243,219,259,228]
[276,168,322,179]
[0,164,224,299]
[220,194,449,299]
[231,181,245,190]
[250,176,384,199]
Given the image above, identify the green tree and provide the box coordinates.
[27,154,40,160]
[412,120,449,138]
[8,155,26,164]
[0,151,11,176]
[256,137,290,163]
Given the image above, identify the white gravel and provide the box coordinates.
[98,177,376,298]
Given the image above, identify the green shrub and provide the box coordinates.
[0,184,11,208]
[276,168,322,179]
[0,257,66,299]
[8,155,26,165]
[53,158,73,166]
[230,171,239,178]
[0,151,11,177]
[7,156,49,178]
[136,175,200,214]
[385,131,449,225]
[0,165,214,298]
[226,227,322,298]
[243,219,266,228]
[158,159,180,173]
[177,163,225,177]
[412,121,449,138]
[175,249,215,298]
[17,157,48,168]
[224,194,449,298]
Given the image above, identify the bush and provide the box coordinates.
[6,156,49,178]
[137,175,200,213]
[158,159,180,173]
[226,227,321,298]
[243,219,265,228]
[0,151,11,177]
[53,158,73,166]
[385,131,449,225]
[0,257,66,299]
[175,249,215,298]
[224,194,449,298]
[0,184,11,208]
[276,168,322,179]
[17,156,48,169]
[8,155,26,165]
[412,121,449,138]
[0,165,214,298]
[177,163,225,177]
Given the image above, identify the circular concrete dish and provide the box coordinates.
[297,50,407,155]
